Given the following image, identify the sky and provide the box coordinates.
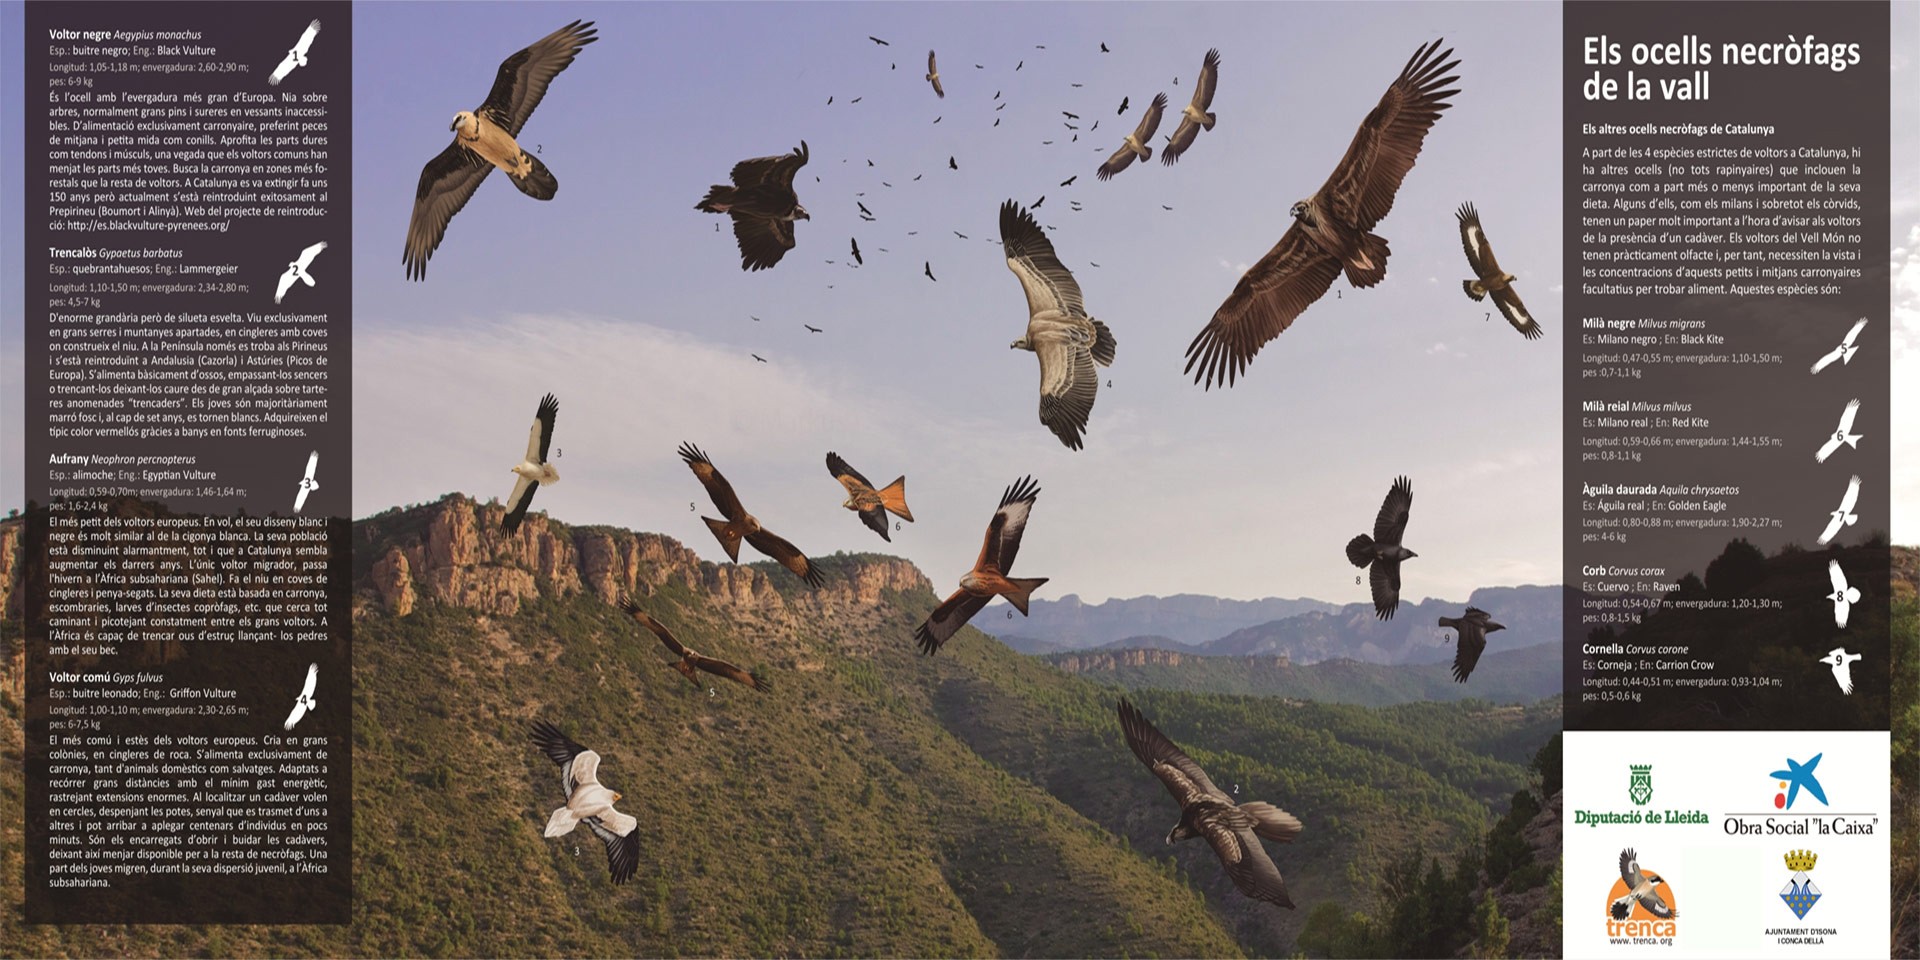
[2,2,1916,605]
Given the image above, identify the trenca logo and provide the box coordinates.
[1630,764,1653,806]
[1769,753,1828,811]
[1604,847,1678,942]
[1780,850,1820,919]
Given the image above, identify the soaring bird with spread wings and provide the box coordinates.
[1185,39,1459,388]
[1817,475,1861,546]
[1827,560,1861,629]
[1456,202,1542,339]
[697,142,811,271]
[826,452,912,542]
[915,476,1048,655]
[1119,698,1302,908]
[1811,318,1868,374]
[282,663,318,731]
[1347,476,1416,620]
[1097,92,1167,180]
[679,443,823,586]
[530,721,641,885]
[618,594,769,693]
[1438,607,1503,682]
[502,394,559,535]
[274,242,327,304]
[1610,849,1675,921]
[925,50,944,98]
[1162,49,1219,166]
[1000,200,1116,450]
[403,21,598,280]
[293,451,319,513]
[268,20,321,86]
[1815,399,1862,463]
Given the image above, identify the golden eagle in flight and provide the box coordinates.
[1457,202,1542,339]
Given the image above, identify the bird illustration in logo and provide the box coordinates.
[1768,753,1828,810]
[1819,648,1861,695]
[1608,848,1675,920]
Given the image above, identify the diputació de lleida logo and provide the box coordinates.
[1780,850,1820,919]
[1606,847,1678,943]
[1630,764,1653,806]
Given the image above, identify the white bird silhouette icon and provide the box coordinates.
[284,663,319,730]
[1826,560,1860,628]
[293,451,319,513]
[1814,399,1862,463]
[1819,647,1861,695]
[269,20,321,86]
[1816,475,1861,546]
[275,242,327,304]
[1810,317,1867,374]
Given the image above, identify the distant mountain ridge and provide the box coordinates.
[993,593,1340,652]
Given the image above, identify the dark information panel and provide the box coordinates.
[23,1,351,923]
[1563,1,1890,731]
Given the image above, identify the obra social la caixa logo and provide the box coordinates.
[1604,848,1678,944]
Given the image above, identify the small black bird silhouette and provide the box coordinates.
[1091,120,1099,131]
[994,90,1002,100]
[1118,97,1130,115]
[975,63,983,69]
[750,315,762,322]
[949,156,958,170]
[857,201,872,216]
[1065,123,1079,130]
[953,231,969,239]
[1101,42,1110,53]
[1016,60,1024,70]
[924,261,937,281]
[867,159,874,166]
[1036,44,1046,50]
[868,36,889,45]
[1043,140,1053,145]
[908,231,918,235]
[850,237,863,265]
[994,118,1000,127]
[882,181,892,187]
[1161,205,1173,211]
[1346,476,1417,620]
[860,214,876,222]
[1090,261,1100,267]
[1072,82,1084,88]
[850,96,862,103]
[1032,195,1045,208]
[804,324,823,333]
[752,353,768,363]
[996,103,1006,111]
[1060,175,1077,187]
[827,96,834,105]
[914,174,923,181]
[1063,111,1079,119]
[933,116,942,124]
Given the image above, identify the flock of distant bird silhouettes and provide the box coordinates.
[397,18,1548,908]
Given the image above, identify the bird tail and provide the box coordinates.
[1238,802,1302,843]
[1003,577,1050,616]
[1090,319,1118,366]
[543,806,578,838]
[509,153,558,201]
[1610,897,1632,921]
[538,463,559,485]
[696,185,736,213]
[1462,279,1487,301]
[1345,535,1375,568]
[877,477,914,521]
[1138,142,1154,162]
[1200,110,1217,131]
[1344,233,1390,288]
[703,516,744,562]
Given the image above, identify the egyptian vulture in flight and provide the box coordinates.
[530,721,641,885]
[1162,49,1219,166]
[1814,399,1862,463]
[1816,474,1860,546]
[1456,203,1541,339]
[502,394,559,535]
[1438,607,1503,682]
[1810,317,1867,374]
[679,442,824,586]
[827,452,912,541]
[1000,200,1116,450]
[1119,698,1302,908]
[1609,849,1675,920]
[618,595,770,693]
[1827,560,1860,629]
[1097,92,1167,180]
[268,20,321,86]
[915,476,1048,655]
[403,20,598,280]
[282,663,318,731]
[697,142,811,271]
[274,242,327,304]
[1346,475,1416,620]
[926,50,944,98]
[1185,39,1459,388]
[293,451,319,513]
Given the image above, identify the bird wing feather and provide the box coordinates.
[1117,698,1231,801]
[1033,325,1099,451]
[1214,827,1296,907]
[678,443,747,521]
[1184,223,1342,387]
[915,590,991,654]
[1319,39,1460,233]
[745,529,824,587]
[479,20,598,136]
[1374,475,1413,543]
[403,143,492,280]
[1000,201,1086,318]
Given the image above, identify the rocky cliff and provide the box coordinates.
[1047,647,1290,672]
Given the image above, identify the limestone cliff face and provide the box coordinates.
[356,494,929,620]
[1047,648,1291,672]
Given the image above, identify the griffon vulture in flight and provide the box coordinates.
[530,721,641,885]
[282,663,318,731]
[1814,399,1862,463]
[1184,39,1459,387]
[1346,475,1416,620]
[1000,200,1116,450]
[1119,698,1302,908]
[275,242,327,304]
[698,142,811,271]
[1816,474,1861,545]
[618,595,769,693]
[1811,318,1868,374]
[403,20,598,280]
[915,476,1048,655]
[1097,93,1167,180]
[1162,49,1220,165]
[1456,203,1541,339]
[926,50,944,97]
[503,393,559,535]
[268,20,321,86]
[679,442,824,586]
[827,452,912,542]
[1438,607,1503,682]
[1827,560,1860,629]
[1609,849,1675,921]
